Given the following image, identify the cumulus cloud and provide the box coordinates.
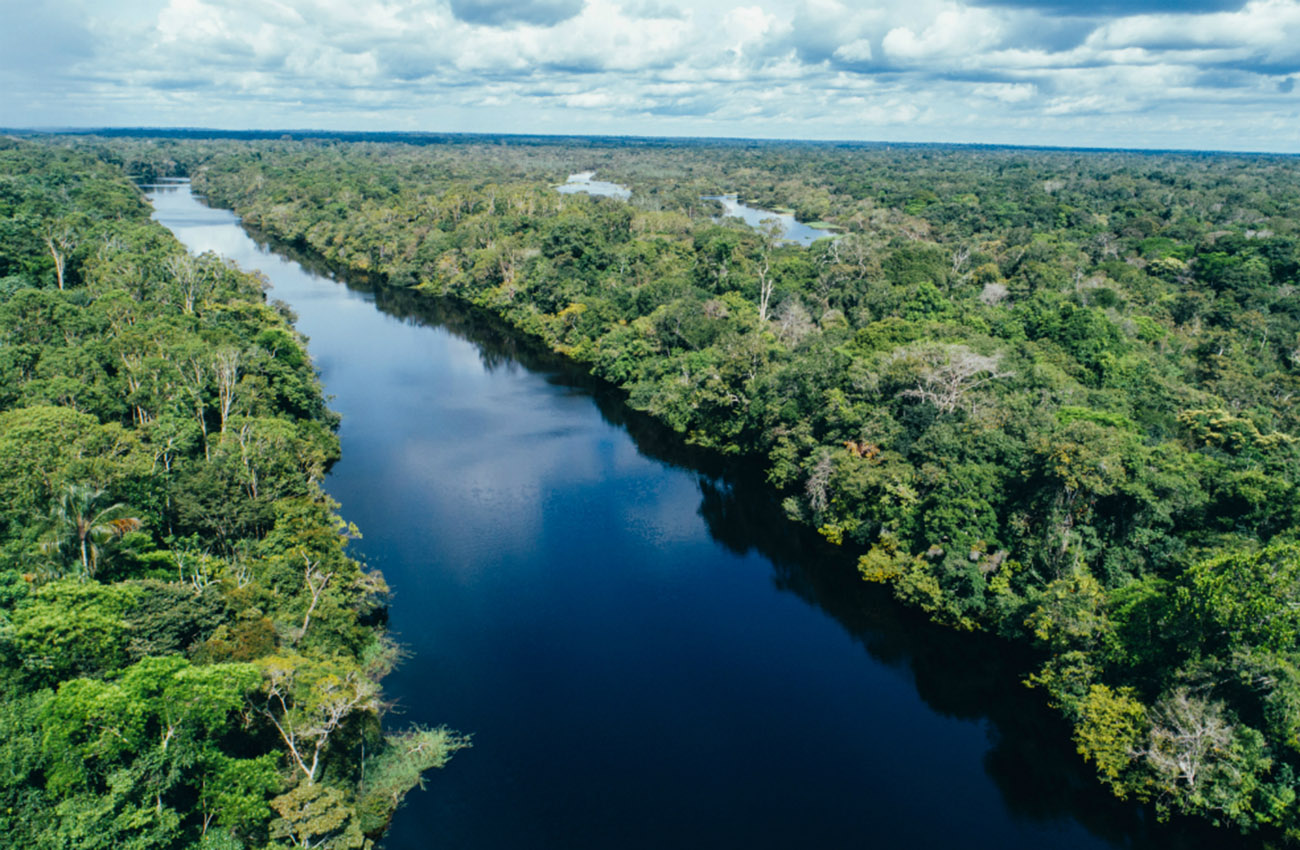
[833,38,874,63]
[787,0,862,63]
[1089,0,1300,50]
[720,5,782,55]
[881,5,1005,62]
[3,0,1300,151]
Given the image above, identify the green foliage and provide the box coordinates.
[0,140,464,850]
[1074,684,1147,787]
[357,727,473,835]
[42,655,260,791]
[6,579,143,685]
[76,132,1300,837]
[269,782,366,850]
[1184,543,1300,653]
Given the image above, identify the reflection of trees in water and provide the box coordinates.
[692,476,1259,850]
[249,226,1261,850]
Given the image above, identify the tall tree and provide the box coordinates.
[41,484,141,579]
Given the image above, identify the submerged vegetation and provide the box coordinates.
[0,139,466,849]
[82,132,1300,838]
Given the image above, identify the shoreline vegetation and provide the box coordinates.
[7,129,1300,843]
[0,138,466,850]
[109,132,1300,840]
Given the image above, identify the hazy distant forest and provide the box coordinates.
[6,130,1300,843]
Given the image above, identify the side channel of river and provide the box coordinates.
[702,194,836,246]
[146,182,1254,850]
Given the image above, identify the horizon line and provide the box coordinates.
[5,125,1299,159]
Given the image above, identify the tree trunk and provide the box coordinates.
[46,237,66,290]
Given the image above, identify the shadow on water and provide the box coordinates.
[693,474,1270,850]
[247,230,1265,850]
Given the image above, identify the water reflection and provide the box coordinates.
[702,194,836,246]
[146,182,1268,850]
[246,229,1260,850]
[556,171,632,200]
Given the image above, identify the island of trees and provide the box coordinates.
[8,129,1300,842]
[0,138,467,850]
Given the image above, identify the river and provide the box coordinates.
[702,195,836,246]
[146,182,1250,850]
[557,171,632,200]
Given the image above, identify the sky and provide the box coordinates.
[3,0,1300,152]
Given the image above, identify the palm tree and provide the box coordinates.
[41,484,142,580]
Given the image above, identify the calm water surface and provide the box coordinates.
[147,182,1252,850]
[556,171,632,200]
[702,194,835,246]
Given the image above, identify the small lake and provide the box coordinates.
[703,195,835,246]
[147,181,1254,850]
[556,171,631,200]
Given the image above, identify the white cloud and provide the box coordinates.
[1089,0,1300,51]
[720,5,783,56]
[833,38,873,62]
[972,82,1037,103]
[563,91,617,107]
[3,0,1300,152]
[1042,94,1120,116]
[881,4,1004,63]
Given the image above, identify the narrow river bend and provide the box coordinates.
[146,183,1249,850]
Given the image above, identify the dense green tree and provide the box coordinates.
[40,484,142,580]
[0,139,464,850]
[53,130,1300,837]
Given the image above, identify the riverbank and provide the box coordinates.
[147,134,1300,840]
[152,175,1258,850]
[0,140,464,850]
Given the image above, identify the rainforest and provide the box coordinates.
[6,130,1300,846]
[0,139,468,850]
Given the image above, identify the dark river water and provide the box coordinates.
[146,183,1253,850]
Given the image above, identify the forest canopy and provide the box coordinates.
[0,138,466,850]
[82,132,1300,838]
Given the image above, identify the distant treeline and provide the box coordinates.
[86,133,1300,838]
[22,126,904,153]
[26,126,1275,165]
[0,138,466,850]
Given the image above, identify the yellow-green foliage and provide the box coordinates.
[0,140,463,850]
[93,132,1300,837]
[1074,684,1148,790]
